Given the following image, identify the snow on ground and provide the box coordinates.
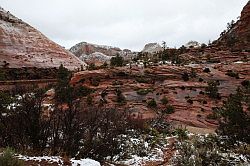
[17,155,63,164]
[17,155,100,166]
[71,158,101,166]
[234,61,244,64]
[116,148,164,166]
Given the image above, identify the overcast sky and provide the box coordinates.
[0,0,248,51]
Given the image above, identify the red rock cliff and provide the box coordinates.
[217,1,250,51]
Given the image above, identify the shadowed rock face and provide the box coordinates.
[0,7,86,70]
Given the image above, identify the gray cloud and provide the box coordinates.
[0,0,248,51]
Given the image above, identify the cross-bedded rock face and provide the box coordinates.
[0,7,86,70]
[71,61,250,130]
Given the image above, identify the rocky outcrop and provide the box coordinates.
[185,41,201,48]
[216,1,250,51]
[142,43,163,54]
[79,52,112,65]
[69,42,136,64]
[177,2,250,64]
[0,7,86,70]
[71,60,250,130]
[69,42,122,57]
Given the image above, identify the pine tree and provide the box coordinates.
[217,89,250,145]
[55,64,72,103]
[205,81,220,99]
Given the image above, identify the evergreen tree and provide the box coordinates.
[205,81,220,99]
[0,69,6,81]
[55,64,72,103]
[217,89,250,145]
[110,54,124,67]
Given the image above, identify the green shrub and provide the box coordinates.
[100,62,108,68]
[136,89,152,95]
[163,105,175,114]
[0,91,12,110]
[207,113,217,120]
[173,128,188,140]
[203,68,211,73]
[90,77,100,86]
[0,148,23,166]
[199,91,205,95]
[75,86,93,97]
[112,80,123,86]
[135,76,151,84]
[182,72,189,81]
[161,96,169,105]
[241,80,250,87]
[116,89,126,104]
[87,63,97,70]
[172,135,230,165]
[226,70,239,79]
[147,99,157,108]
[187,98,193,104]
[0,69,6,81]
[190,68,197,78]
[110,54,124,67]
[205,81,220,99]
[86,95,93,105]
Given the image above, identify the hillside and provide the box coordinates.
[0,2,249,166]
[216,1,250,51]
[0,7,86,70]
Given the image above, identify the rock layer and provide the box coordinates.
[69,42,136,64]
[71,61,250,129]
[0,7,86,70]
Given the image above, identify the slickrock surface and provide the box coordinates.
[0,7,86,70]
[71,61,250,130]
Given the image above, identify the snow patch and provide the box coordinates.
[17,155,100,166]
[71,158,101,166]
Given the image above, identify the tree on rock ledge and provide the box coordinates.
[205,81,220,99]
[110,54,124,67]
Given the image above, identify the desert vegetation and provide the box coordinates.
[0,1,250,165]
